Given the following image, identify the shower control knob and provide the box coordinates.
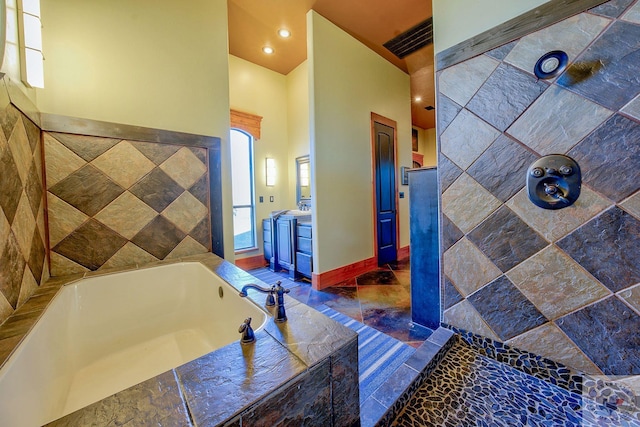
[530,167,544,178]
[559,165,573,176]
[544,183,560,196]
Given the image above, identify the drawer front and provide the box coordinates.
[262,218,271,231]
[297,237,312,254]
[297,225,312,238]
[264,242,272,261]
[263,229,271,243]
[296,252,312,278]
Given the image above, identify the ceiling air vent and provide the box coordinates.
[383,17,433,59]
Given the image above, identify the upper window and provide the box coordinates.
[18,0,44,88]
[230,129,256,252]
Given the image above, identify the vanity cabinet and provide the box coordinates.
[296,222,312,279]
[264,212,312,280]
[262,219,272,262]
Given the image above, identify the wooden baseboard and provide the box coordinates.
[312,257,378,290]
[398,245,410,260]
[234,254,268,271]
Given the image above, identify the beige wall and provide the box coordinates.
[286,61,311,207]
[414,127,437,167]
[228,54,291,259]
[433,0,551,53]
[308,10,412,274]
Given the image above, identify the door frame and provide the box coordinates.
[370,112,400,265]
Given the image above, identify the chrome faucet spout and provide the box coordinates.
[239,281,290,322]
[239,283,276,306]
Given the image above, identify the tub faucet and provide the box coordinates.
[239,281,290,323]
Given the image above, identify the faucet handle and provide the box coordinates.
[238,317,255,344]
[265,286,276,306]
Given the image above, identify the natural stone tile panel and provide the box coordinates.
[48,132,120,162]
[17,268,37,308]
[188,174,209,206]
[11,192,36,259]
[189,217,211,250]
[467,63,548,132]
[0,295,13,325]
[557,296,640,375]
[622,94,640,121]
[94,191,157,240]
[129,168,184,213]
[0,144,24,224]
[162,192,208,235]
[467,205,548,272]
[22,115,40,153]
[486,40,517,61]
[442,173,501,234]
[0,232,27,308]
[49,165,125,217]
[443,276,463,309]
[159,147,207,190]
[187,146,207,164]
[620,191,640,220]
[440,213,463,252]
[437,153,462,192]
[507,246,611,320]
[24,162,43,218]
[508,86,613,156]
[557,207,640,293]
[435,94,461,135]
[27,228,45,285]
[7,118,33,184]
[100,242,159,270]
[131,215,186,260]
[177,330,306,427]
[438,54,499,107]
[590,0,636,17]
[506,186,612,243]
[165,236,207,260]
[91,141,155,189]
[46,193,88,247]
[130,140,181,165]
[506,323,603,375]
[49,252,89,277]
[0,103,20,141]
[467,134,538,202]
[467,275,548,341]
[622,0,640,22]
[558,21,640,111]
[443,237,502,297]
[441,109,500,170]
[0,205,10,253]
[619,283,640,313]
[371,363,418,408]
[53,219,128,271]
[505,12,611,75]
[47,371,191,427]
[443,300,500,341]
[330,338,360,427]
[42,133,86,187]
[568,114,640,203]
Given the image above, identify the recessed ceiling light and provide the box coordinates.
[262,46,274,54]
[278,29,291,38]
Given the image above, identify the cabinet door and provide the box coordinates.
[277,219,293,268]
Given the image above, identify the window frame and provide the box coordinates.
[230,128,258,253]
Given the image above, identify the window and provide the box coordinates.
[18,0,44,88]
[230,129,256,251]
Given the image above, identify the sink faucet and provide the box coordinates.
[239,281,290,322]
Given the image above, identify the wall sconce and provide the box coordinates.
[266,158,276,186]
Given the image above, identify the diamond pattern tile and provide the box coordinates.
[47,193,89,247]
[506,186,612,243]
[621,190,640,220]
[0,104,20,141]
[467,275,547,341]
[443,238,502,297]
[467,134,538,202]
[188,174,209,206]
[94,191,158,240]
[166,236,208,260]
[0,206,10,253]
[508,86,613,156]
[619,283,640,313]
[505,12,610,76]
[11,193,36,260]
[17,268,38,308]
[568,114,640,203]
[622,0,640,22]
[590,0,636,18]
[443,276,463,309]
[622,94,640,121]
[443,300,499,341]
[22,116,40,154]
[101,242,158,270]
[28,228,45,285]
[162,192,208,234]
[467,63,548,131]
[50,252,89,276]
[159,147,207,190]
[7,118,33,184]
[49,165,125,216]
[0,144,23,224]
[436,95,461,136]
[557,207,640,293]
[132,215,187,259]
[467,206,547,272]
[557,296,640,375]
[49,132,120,162]
[439,54,499,107]
[43,133,86,187]
[130,140,181,165]
[441,109,500,170]
[189,218,211,249]
[558,21,640,111]
[53,219,128,270]
[91,141,155,189]
[485,40,517,61]
[24,162,43,218]
[0,232,27,308]
[438,154,462,192]
[442,174,501,234]
[129,168,184,212]
[441,213,463,252]
[507,246,611,320]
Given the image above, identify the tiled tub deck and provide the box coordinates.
[0,253,360,426]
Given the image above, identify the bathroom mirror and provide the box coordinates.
[296,155,311,204]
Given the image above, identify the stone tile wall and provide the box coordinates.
[438,0,640,376]
[0,100,49,324]
[45,132,211,276]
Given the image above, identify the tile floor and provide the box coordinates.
[249,258,433,348]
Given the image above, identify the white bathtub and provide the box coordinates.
[0,262,268,426]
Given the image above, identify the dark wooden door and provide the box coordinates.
[374,121,397,266]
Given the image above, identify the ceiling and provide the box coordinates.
[228,0,435,129]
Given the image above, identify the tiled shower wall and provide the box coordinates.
[438,0,640,376]
[45,132,211,276]
[0,101,49,324]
